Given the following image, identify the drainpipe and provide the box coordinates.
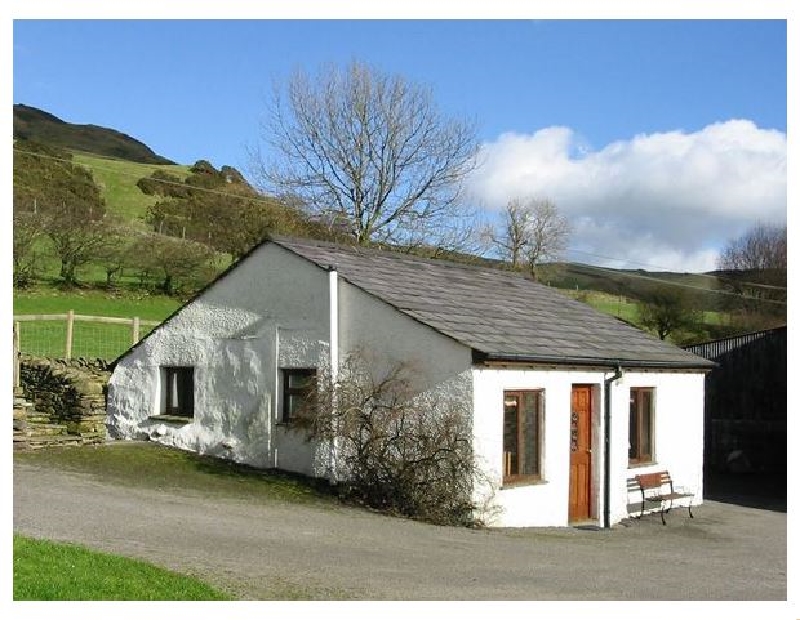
[603,364,623,528]
[328,267,339,483]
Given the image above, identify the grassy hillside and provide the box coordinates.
[71,152,191,226]
[14,103,175,164]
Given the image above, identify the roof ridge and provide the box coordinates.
[269,234,536,279]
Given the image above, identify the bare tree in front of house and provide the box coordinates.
[484,197,570,277]
[251,60,480,251]
[294,350,491,527]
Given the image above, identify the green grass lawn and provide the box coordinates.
[13,535,229,600]
[13,287,181,320]
[15,442,337,505]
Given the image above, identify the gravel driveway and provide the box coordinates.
[13,461,786,600]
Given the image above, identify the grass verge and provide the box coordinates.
[13,535,230,600]
[14,442,336,505]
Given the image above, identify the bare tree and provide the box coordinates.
[44,203,110,286]
[13,208,47,287]
[130,234,216,296]
[717,222,787,271]
[484,197,570,276]
[91,217,135,288]
[716,222,787,326]
[252,60,479,249]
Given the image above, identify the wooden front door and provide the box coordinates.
[569,385,593,522]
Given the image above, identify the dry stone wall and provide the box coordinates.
[14,356,110,450]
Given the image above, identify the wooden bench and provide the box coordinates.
[629,471,694,525]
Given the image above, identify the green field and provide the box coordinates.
[13,535,229,601]
[14,288,181,360]
[71,151,191,225]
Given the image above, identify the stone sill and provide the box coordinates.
[148,415,193,425]
[500,478,547,490]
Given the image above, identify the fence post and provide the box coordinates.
[65,310,75,360]
[13,321,20,391]
[131,316,140,345]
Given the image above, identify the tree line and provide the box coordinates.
[12,141,334,295]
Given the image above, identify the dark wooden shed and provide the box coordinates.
[684,326,786,473]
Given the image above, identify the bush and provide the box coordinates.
[295,350,486,527]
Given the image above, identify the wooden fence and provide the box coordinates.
[13,311,160,380]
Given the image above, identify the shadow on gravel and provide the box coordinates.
[703,470,786,513]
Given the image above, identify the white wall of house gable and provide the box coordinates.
[336,278,475,449]
[337,280,473,393]
[107,243,331,473]
[472,367,705,528]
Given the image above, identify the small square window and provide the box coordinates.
[282,368,316,423]
[162,366,194,418]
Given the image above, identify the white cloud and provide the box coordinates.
[469,120,786,272]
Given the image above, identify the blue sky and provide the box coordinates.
[12,18,788,272]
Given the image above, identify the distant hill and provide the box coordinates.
[13,104,176,165]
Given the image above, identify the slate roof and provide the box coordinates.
[274,236,714,369]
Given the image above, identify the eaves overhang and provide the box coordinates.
[472,349,716,372]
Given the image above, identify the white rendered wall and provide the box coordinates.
[473,367,606,527]
[609,371,705,525]
[337,280,473,394]
[107,243,331,473]
[472,367,705,528]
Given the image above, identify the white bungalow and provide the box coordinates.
[107,236,712,527]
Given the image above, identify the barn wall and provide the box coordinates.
[685,327,786,473]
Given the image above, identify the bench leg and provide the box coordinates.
[660,504,667,525]
[688,501,693,519]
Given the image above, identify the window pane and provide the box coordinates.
[629,388,654,463]
[164,367,194,417]
[178,369,194,415]
[629,392,639,460]
[522,392,539,476]
[641,390,652,458]
[283,369,316,422]
[288,372,312,389]
[503,395,519,476]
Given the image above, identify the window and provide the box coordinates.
[629,387,654,465]
[502,390,544,483]
[282,368,316,423]
[162,366,194,418]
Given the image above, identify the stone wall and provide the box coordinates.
[14,356,110,450]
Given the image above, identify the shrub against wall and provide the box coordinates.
[296,350,489,527]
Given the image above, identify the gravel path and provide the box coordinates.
[13,462,786,600]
